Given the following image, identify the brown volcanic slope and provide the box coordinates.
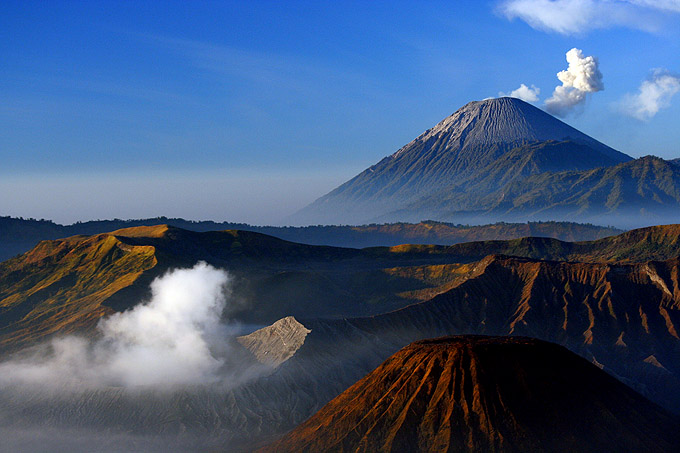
[0,224,486,349]
[2,224,680,448]
[0,216,622,261]
[302,253,680,412]
[1,223,680,350]
[0,230,158,347]
[264,336,680,453]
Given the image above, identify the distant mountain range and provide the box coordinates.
[399,155,680,226]
[265,336,680,453]
[0,215,621,262]
[291,97,680,228]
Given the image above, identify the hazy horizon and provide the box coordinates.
[3,1,680,224]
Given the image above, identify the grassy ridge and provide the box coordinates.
[0,223,678,350]
[0,233,157,348]
[0,216,621,262]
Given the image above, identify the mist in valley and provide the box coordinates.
[0,262,273,452]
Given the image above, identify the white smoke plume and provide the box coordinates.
[620,70,680,120]
[0,262,243,388]
[499,84,541,102]
[545,48,603,117]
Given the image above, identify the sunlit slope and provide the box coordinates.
[328,220,621,248]
[0,231,157,348]
[2,223,680,350]
[382,223,680,263]
[297,253,680,413]
[2,224,680,446]
[0,216,622,261]
[571,223,680,261]
[264,337,680,453]
[0,225,482,349]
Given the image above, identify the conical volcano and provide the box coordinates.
[290,97,631,225]
[263,336,679,453]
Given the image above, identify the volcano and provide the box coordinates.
[290,97,631,225]
[263,336,680,453]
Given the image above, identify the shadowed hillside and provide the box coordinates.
[264,336,680,453]
[0,215,621,262]
[287,253,680,415]
[1,223,680,350]
[386,156,680,227]
[2,225,680,448]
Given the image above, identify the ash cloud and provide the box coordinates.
[619,70,680,120]
[499,84,541,102]
[0,262,251,388]
[545,48,603,117]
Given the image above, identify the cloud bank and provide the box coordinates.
[499,84,541,102]
[0,262,243,388]
[545,48,603,117]
[499,0,676,34]
[619,70,680,120]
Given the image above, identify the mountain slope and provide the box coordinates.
[0,231,158,347]
[392,156,680,228]
[292,253,680,413]
[3,223,680,350]
[4,227,680,448]
[499,155,680,223]
[455,139,624,194]
[5,249,680,451]
[291,97,630,225]
[380,140,639,221]
[237,316,311,367]
[264,336,680,453]
[0,216,621,262]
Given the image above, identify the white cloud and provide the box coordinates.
[499,0,674,34]
[628,0,680,13]
[545,48,603,117]
[620,70,680,120]
[499,84,541,102]
[0,262,250,388]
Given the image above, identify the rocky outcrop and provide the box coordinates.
[237,316,311,367]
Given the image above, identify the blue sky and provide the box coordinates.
[2,1,680,224]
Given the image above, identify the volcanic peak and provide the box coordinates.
[264,335,680,452]
[291,97,631,225]
[398,97,625,161]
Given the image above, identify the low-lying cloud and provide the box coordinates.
[619,70,680,120]
[499,84,541,102]
[499,0,676,35]
[0,262,248,388]
[545,48,603,117]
